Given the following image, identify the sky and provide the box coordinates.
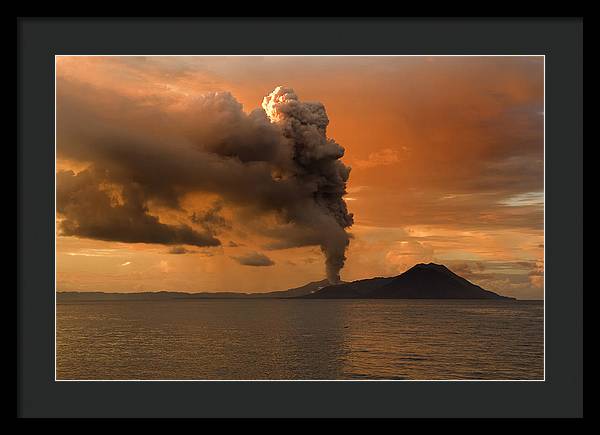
[56,56,544,299]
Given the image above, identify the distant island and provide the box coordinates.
[303,263,514,299]
[57,263,515,302]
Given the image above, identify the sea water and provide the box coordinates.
[56,299,543,380]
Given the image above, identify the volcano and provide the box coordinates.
[302,263,514,300]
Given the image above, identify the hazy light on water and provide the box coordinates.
[57,300,543,380]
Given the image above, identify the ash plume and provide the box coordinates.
[262,87,353,282]
[57,82,353,282]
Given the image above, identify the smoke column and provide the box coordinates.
[262,87,353,283]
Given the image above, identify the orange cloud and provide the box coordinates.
[352,148,403,169]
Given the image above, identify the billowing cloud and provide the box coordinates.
[232,252,275,267]
[57,82,352,282]
[261,87,353,282]
[57,168,221,247]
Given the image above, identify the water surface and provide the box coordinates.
[56,299,543,380]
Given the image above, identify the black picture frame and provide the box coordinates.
[17,17,583,418]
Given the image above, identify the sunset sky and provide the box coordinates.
[56,56,544,299]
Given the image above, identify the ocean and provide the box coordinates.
[56,299,543,380]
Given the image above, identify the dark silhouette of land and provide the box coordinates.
[56,263,514,302]
[56,279,335,302]
[303,263,514,299]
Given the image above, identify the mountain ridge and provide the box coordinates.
[56,279,337,302]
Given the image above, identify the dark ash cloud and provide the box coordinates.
[168,246,193,254]
[190,201,231,233]
[57,168,220,247]
[232,252,275,267]
[57,83,353,282]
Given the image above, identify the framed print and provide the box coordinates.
[18,17,583,418]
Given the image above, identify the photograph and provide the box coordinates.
[54,55,545,381]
